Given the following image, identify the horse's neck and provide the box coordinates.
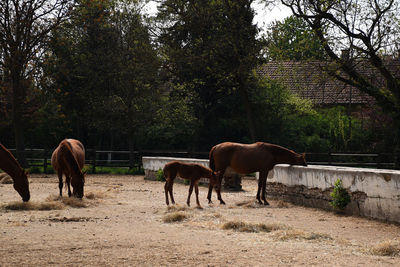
[0,146,22,179]
[271,146,297,165]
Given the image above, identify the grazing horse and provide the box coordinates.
[163,161,217,208]
[208,142,307,205]
[51,139,86,198]
[0,143,30,201]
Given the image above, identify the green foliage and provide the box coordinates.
[265,16,326,61]
[156,168,165,182]
[330,179,351,210]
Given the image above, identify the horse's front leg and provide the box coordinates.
[256,172,263,204]
[260,170,269,205]
[66,175,72,197]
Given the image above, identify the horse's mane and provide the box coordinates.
[0,143,24,178]
[59,141,83,179]
[266,143,299,161]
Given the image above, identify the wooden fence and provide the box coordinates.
[7,149,399,173]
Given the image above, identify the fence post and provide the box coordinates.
[328,151,332,165]
[43,149,48,174]
[92,149,96,174]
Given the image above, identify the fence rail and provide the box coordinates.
[6,149,399,173]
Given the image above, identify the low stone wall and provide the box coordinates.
[266,165,400,223]
[142,157,400,223]
[142,157,242,190]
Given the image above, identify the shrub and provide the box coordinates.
[330,179,351,210]
[156,168,165,181]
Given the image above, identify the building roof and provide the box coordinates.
[257,60,391,105]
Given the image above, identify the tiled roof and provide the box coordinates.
[257,60,392,105]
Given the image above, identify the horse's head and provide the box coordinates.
[13,169,30,202]
[296,153,307,166]
[72,171,86,199]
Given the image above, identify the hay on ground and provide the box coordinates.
[163,212,187,223]
[368,240,400,257]
[0,174,13,184]
[274,229,332,241]
[222,220,289,233]
[2,201,64,211]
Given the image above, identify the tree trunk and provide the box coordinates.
[238,77,256,142]
[12,76,28,168]
[128,135,135,170]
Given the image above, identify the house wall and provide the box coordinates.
[142,156,400,223]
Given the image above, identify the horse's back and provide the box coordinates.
[212,142,274,173]
[52,139,85,171]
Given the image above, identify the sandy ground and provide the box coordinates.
[1,174,400,266]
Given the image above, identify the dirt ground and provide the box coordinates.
[1,174,400,266]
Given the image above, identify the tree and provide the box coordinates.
[0,0,71,167]
[158,0,263,145]
[44,0,160,153]
[265,15,326,60]
[278,0,400,165]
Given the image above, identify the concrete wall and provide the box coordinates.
[142,157,209,181]
[142,156,400,223]
[142,157,242,190]
[266,165,400,224]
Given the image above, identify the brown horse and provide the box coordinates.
[163,161,218,208]
[51,139,86,198]
[0,143,30,201]
[208,142,307,205]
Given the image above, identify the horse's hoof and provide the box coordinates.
[220,200,226,205]
[263,201,270,206]
[196,206,203,210]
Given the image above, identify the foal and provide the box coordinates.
[163,161,217,208]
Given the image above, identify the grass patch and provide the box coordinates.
[368,240,400,256]
[221,220,289,233]
[274,229,332,241]
[2,201,64,211]
[163,212,187,223]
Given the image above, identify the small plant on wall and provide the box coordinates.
[330,179,351,211]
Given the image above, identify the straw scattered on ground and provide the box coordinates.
[367,240,400,257]
[2,201,64,211]
[221,220,290,233]
[273,229,333,242]
[163,211,188,223]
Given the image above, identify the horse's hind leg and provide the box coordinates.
[164,179,170,205]
[168,175,176,205]
[215,170,225,205]
[57,172,63,197]
[194,180,202,208]
[66,175,72,197]
[187,180,194,207]
[207,182,214,204]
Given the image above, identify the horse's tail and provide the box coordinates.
[209,146,216,171]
